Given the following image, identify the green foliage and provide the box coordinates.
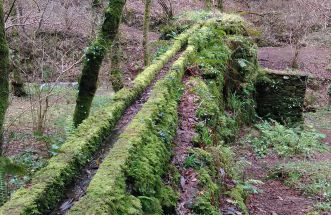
[270,161,331,212]
[0,157,25,206]
[184,148,213,169]
[192,168,220,215]
[9,151,46,190]
[190,28,230,78]
[151,40,171,61]
[217,114,238,143]
[241,179,264,194]
[110,69,124,92]
[314,202,331,212]
[193,122,213,146]
[226,185,249,215]
[250,120,328,157]
[160,24,189,40]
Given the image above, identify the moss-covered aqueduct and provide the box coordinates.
[0,14,307,215]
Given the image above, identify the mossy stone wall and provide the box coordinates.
[256,72,308,124]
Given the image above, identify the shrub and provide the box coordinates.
[250,120,328,157]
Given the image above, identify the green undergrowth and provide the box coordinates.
[187,77,249,215]
[175,17,259,213]
[66,43,196,214]
[248,120,328,158]
[172,15,258,214]
[270,161,331,212]
[0,24,199,215]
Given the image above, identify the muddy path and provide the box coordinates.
[171,75,200,215]
[51,50,184,215]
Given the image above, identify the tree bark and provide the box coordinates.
[0,0,10,154]
[73,0,126,127]
[143,0,151,66]
[110,34,124,92]
[217,0,223,11]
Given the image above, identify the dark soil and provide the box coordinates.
[51,51,183,215]
[172,76,200,215]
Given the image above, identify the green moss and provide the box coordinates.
[66,42,197,214]
[184,22,260,213]
[1,17,260,214]
[227,185,249,215]
[110,69,124,92]
[256,72,307,124]
[74,0,126,127]
[0,22,198,215]
[192,168,220,215]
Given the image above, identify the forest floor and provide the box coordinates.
[235,109,331,214]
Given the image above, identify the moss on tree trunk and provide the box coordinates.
[73,0,126,127]
[110,34,124,92]
[143,0,151,66]
[0,0,10,153]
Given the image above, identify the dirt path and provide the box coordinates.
[247,180,314,215]
[242,148,315,215]
[172,76,200,215]
[51,51,183,215]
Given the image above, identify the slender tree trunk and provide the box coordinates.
[10,0,27,97]
[73,0,126,127]
[143,0,151,66]
[0,0,10,154]
[217,0,223,11]
[11,59,27,97]
[110,33,124,92]
[291,43,300,69]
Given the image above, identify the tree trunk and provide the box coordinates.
[0,0,10,154]
[217,0,223,11]
[11,0,27,97]
[110,34,124,92]
[291,44,300,69]
[11,60,27,97]
[73,0,126,127]
[143,0,151,66]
